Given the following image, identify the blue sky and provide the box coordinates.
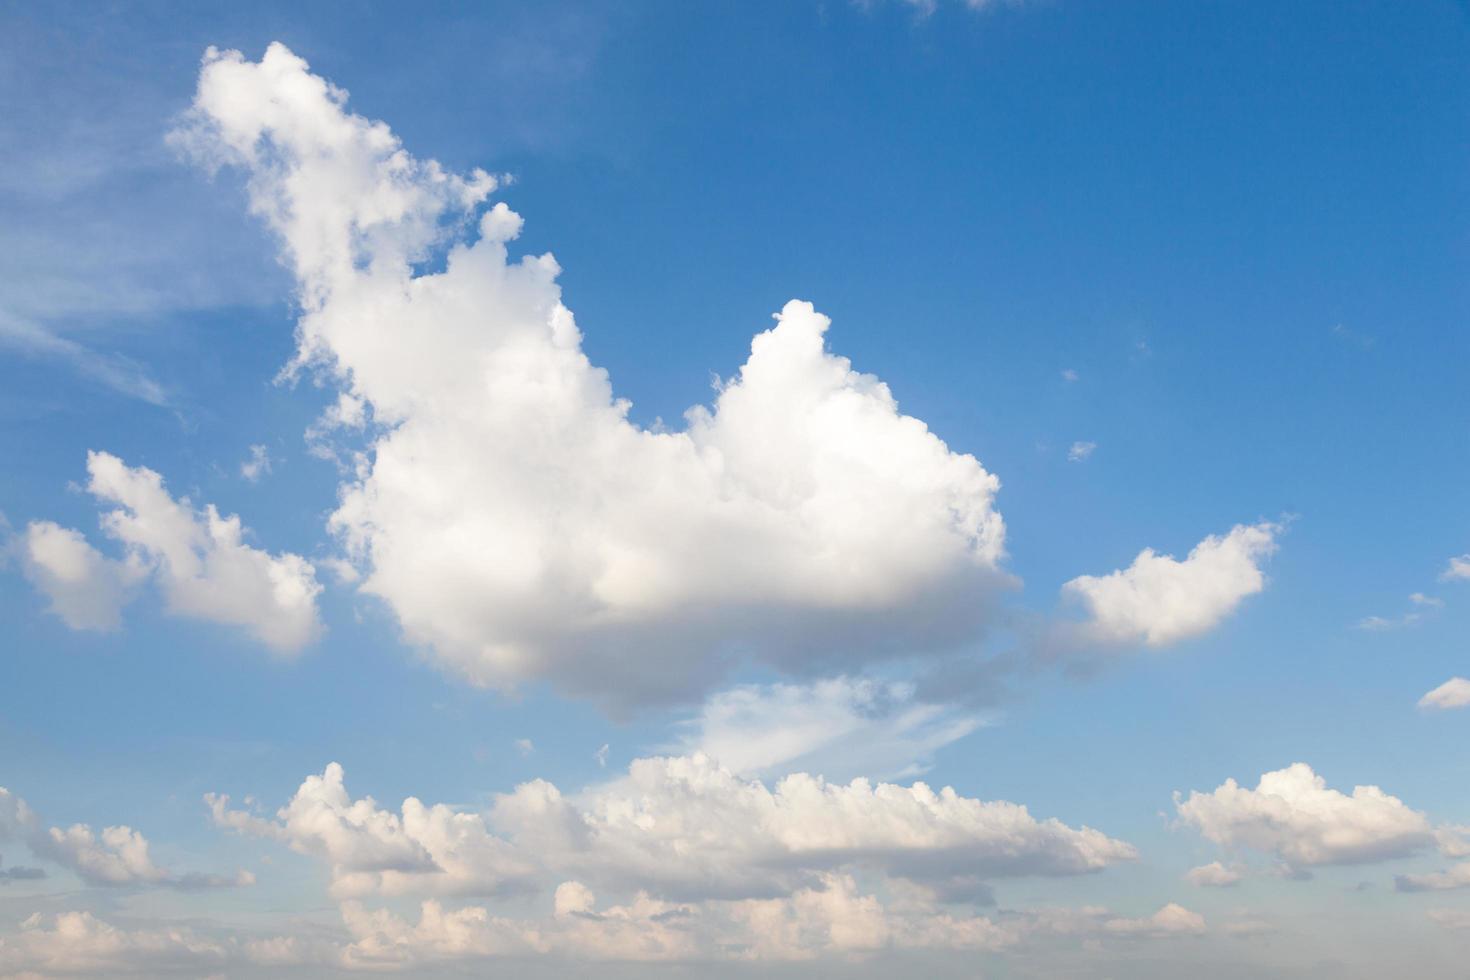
[2,1,1469,976]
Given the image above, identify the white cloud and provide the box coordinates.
[18,521,146,630]
[1174,763,1437,871]
[1419,677,1470,711]
[0,785,248,890]
[1067,440,1096,462]
[594,744,609,768]
[207,762,535,899]
[0,911,229,976]
[1356,593,1443,631]
[1184,861,1241,887]
[676,676,983,780]
[214,756,1133,908]
[24,451,322,652]
[492,753,1136,902]
[514,738,535,757]
[174,43,1010,707]
[1060,521,1279,648]
[239,443,272,483]
[1061,368,1078,382]
[1440,555,1470,581]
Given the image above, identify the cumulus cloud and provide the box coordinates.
[212,756,1134,907]
[0,852,45,884]
[1184,861,1242,887]
[1174,763,1438,872]
[23,451,322,652]
[18,520,146,630]
[0,785,248,890]
[1440,555,1470,581]
[207,762,536,899]
[495,753,1136,903]
[174,43,1010,707]
[675,676,983,780]
[0,911,230,976]
[1059,521,1280,649]
[1418,677,1470,711]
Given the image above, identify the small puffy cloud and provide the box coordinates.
[1061,521,1280,649]
[1419,677,1470,711]
[1356,593,1442,631]
[207,762,535,899]
[1066,441,1096,462]
[677,675,982,780]
[19,521,146,630]
[1440,555,1470,581]
[1175,763,1436,871]
[239,444,272,483]
[1101,902,1206,938]
[23,451,322,652]
[175,43,1010,708]
[1185,861,1242,887]
[1,785,247,890]
[1061,368,1078,382]
[514,738,534,757]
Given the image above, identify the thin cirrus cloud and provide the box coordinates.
[1057,521,1280,651]
[20,450,322,652]
[1173,763,1457,875]
[169,43,1012,708]
[673,675,985,781]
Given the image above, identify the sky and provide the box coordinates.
[1,0,1469,976]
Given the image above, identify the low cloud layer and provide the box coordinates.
[211,756,1135,907]
[21,451,322,652]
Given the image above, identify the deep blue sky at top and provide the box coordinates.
[1,0,1468,898]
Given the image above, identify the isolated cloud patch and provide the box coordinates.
[1418,677,1470,711]
[22,451,322,652]
[1061,521,1279,649]
[1174,763,1438,872]
[0,785,249,890]
[174,43,1010,706]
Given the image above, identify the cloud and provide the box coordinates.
[0,314,168,406]
[1061,368,1078,382]
[0,911,230,976]
[1418,677,1470,711]
[207,762,536,899]
[1174,763,1438,872]
[1440,555,1470,581]
[1396,861,1470,892]
[174,43,1011,708]
[239,444,272,483]
[1059,521,1280,649]
[1429,908,1470,930]
[18,521,146,630]
[514,738,535,757]
[1066,441,1096,462]
[0,852,45,884]
[0,785,248,890]
[493,753,1136,903]
[1184,861,1241,887]
[23,451,322,652]
[1356,593,1442,631]
[675,675,983,780]
[214,756,1134,908]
